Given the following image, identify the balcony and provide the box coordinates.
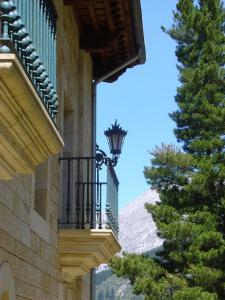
[0,0,63,180]
[58,156,121,282]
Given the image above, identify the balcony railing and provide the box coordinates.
[59,156,119,236]
[106,164,119,234]
[0,0,58,121]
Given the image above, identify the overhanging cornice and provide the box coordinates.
[64,0,146,82]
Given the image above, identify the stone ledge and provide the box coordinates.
[58,229,121,282]
[30,209,50,243]
[0,53,64,180]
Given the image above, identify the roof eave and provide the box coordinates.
[130,0,146,65]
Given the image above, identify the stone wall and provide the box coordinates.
[0,0,93,299]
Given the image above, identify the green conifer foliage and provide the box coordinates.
[110,1,225,299]
[168,0,225,156]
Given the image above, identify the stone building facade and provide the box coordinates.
[0,0,145,299]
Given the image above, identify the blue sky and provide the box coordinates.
[97,0,179,210]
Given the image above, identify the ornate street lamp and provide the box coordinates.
[96,120,127,168]
[104,120,127,156]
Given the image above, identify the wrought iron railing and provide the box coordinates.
[59,156,119,235]
[106,164,119,233]
[0,0,58,121]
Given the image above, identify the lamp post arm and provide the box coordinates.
[96,145,119,168]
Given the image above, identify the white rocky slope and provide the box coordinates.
[96,190,163,273]
[119,189,163,254]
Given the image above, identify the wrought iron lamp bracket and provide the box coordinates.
[96,144,118,169]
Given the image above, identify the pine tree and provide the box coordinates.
[110,1,225,299]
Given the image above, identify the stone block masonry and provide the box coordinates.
[0,0,93,298]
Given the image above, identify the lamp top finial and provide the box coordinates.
[104,120,127,137]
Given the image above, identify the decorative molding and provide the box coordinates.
[0,54,64,180]
[58,229,121,282]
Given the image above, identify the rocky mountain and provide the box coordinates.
[119,189,163,253]
[96,271,144,300]
[96,190,163,299]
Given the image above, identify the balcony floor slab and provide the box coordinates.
[58,229,121,282]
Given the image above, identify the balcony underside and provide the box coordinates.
[58,229,121,282]
[0,54,64,180]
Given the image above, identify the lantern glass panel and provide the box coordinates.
[118,135,123,153]
[111,134,120,155]
[105,120,127,156]
[107,136,113,154]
